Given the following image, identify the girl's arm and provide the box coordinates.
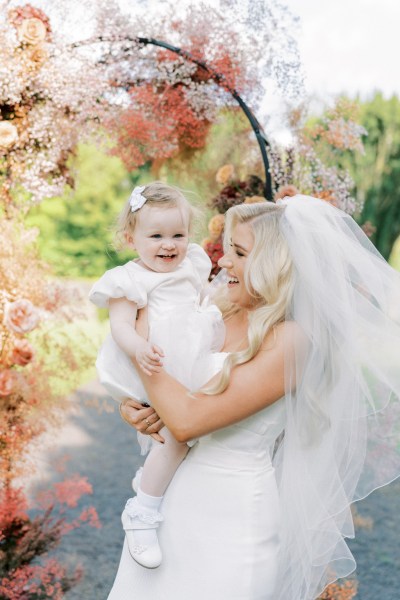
[109,297,163,375]
[135,322,297,442]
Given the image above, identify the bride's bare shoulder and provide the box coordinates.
[261,320,306,353]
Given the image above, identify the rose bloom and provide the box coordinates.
[0,370,15,396]
[216,164,235,185]
[274,184,299,201]
[11,339,34,367]
[17,18,46,45]
[0,121,18,149]
[4,299,39,334]
[29,44,48,64]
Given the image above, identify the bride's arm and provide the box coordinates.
[136,322,296,443]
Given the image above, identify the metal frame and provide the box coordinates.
[138,37,273,200]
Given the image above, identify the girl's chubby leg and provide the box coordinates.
[140,427,189,496]
[122,427,189,569]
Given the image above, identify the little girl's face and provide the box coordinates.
[128,205,190,273]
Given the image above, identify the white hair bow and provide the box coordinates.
[129,186,147,212]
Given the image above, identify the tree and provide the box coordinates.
[26,143,137,278]
[334,93,400,260]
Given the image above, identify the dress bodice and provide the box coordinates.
[194,352,286,464]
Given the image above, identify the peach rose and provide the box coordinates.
[0,370,15,396]
[216,164,235,185]
[11,339,34,367]
[4,299,39,334]
[274,184,299,201]
[29,44,48,65]
[208,214,225,238]
[0,121,18,149]
[17,18,46,45]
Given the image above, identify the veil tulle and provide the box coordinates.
[274,195,400,599]
[210,195,400,599]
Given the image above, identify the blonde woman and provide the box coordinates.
[108,196,400,600]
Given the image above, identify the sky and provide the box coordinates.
[284,0,400,100]
[115,0,400,135]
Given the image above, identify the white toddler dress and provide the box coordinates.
[89,244,224,452]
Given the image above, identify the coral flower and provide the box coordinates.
[216,164,235,185]
[11,339,35,367]
[0,121,18,149]
[0,370,15,396]
[17,18,47,45]
[4,299,39,334]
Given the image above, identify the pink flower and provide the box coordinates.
[0,369,15,396]
[4,299,39,334]
[11,339,34,366]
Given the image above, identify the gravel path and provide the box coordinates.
[34,381,400,600]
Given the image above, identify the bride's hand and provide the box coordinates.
[120,398,165,443]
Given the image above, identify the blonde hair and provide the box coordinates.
[205,202,295,394]
[114,181,199,250]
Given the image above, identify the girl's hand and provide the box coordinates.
[120,398,165,443]
[135,341,164,376]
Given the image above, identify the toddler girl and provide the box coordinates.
[89,182,224,569]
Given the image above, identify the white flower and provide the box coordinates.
[129,186,147,212]
[0,122,18,149]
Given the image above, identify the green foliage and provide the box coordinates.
[339,93,400,260]
[25,143,140,278]
[26,111,257,278]
[30,315,109,397]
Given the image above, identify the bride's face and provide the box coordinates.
[218,222,255,309]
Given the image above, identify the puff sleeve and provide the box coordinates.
[89,265,147,309]
[187,243,212,286]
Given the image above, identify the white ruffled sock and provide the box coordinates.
[133,489,163,547]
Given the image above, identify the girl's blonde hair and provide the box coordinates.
[114,181,199,250]
[205,201,295,395]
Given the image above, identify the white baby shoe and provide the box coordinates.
[122,496,163,569]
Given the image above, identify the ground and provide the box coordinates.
[31,380,400,600]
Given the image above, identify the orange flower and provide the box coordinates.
[17,18,47,45]
[216,164,235,185]
[29,44,48,65]
[314,190,338,207]
[207,214,225,239]
[274,184,299,201]
[11,339,34,367]
[0,370,15,396]
[4,299,39,334]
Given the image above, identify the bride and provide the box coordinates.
[108,196,400,600]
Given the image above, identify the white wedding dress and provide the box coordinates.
[108,353,286,600]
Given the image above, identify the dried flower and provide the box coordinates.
[314,190,338,207]
[11,339,35,367]
[17,17,47,45]
[216,164,235,185]
[274,184,299,201]
[0,121,18,148]
[0,369,15,396]
[4,299,39,334]
[207,214,225,239]
[361,220,377,238]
